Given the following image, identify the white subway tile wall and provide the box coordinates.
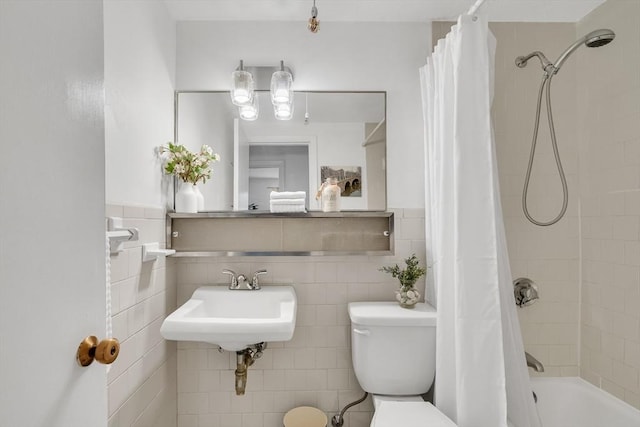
[176,208,426,427]
[578,0,640,409]
[107,204,178,427]
[492,21,582,377]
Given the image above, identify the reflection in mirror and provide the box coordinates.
[175,91,386,211]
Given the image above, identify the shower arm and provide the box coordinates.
[515,51,555,74]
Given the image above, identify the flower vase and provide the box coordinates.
[175,182,198,213]
[193,185,204,212]
[395,287,420,309]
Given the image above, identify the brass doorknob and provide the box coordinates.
[76,336,120,367]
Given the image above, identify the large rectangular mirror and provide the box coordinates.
[175,91,386,211]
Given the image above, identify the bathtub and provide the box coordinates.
[530,377,640,427]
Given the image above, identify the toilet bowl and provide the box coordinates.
[348,302,457,427]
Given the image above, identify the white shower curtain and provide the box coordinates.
[420,13,541,427]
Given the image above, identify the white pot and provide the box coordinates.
[175,183,198,213]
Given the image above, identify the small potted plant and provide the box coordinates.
[162,142,219,213]
[380,254,427,308]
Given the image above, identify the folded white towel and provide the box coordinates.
[270,204,307,213]
[270,191,306,200]
[269,198,306,206]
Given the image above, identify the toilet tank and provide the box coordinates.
[349,302,437,395]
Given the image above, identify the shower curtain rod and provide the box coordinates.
[467,0,487,16]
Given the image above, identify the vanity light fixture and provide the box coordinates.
[233,61,294,121]
[270,60,294,120]
[308,0,319,33]
[270,60,293,105]
[273,100,294,121]
[239,93,259,121]
[230,60,254,106]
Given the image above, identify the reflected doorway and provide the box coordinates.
[248,145,309,210]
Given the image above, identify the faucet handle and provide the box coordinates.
[251,269,267,289]
[222,269,238,288]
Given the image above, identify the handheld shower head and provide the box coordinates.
[515,28,615,74]
[585,28,616,47]
[553,28,615,71]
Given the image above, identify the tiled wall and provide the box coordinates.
[432,21,581,377]
[577,0,640,409]
[107,205,178,427]
[175,209,426,427]
[491,22,582,377]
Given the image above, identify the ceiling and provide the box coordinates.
[164,0,606,23]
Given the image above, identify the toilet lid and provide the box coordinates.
[371,402,457,427]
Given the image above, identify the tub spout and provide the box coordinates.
[525,351,544,372]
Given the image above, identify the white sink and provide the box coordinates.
[160,285,297,351]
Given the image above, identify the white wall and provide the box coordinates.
[105,0,176,209]
[176,21,431,209]
[104,1,178,426]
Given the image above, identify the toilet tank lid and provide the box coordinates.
[348,302,436,326]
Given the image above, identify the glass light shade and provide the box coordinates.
[270,70,293,105]
[231,69,254,106]
[239,94,259,121]
[273,101,294,121]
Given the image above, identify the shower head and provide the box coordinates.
[515,28,615,74]
[585,28,616,47]
[553,28,615,71]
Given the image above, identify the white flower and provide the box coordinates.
[202,145,213,155]
[407,290,416,299]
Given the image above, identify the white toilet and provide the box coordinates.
[348,301,457,427]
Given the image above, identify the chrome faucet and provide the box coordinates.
[222,269,267,290]
[525,351,544,372]
[237,274,249,288]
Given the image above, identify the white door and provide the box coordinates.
[0,2,107,426]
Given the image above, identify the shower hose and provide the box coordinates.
[522,72,569,226]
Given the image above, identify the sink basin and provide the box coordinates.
[160,285,297,351]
